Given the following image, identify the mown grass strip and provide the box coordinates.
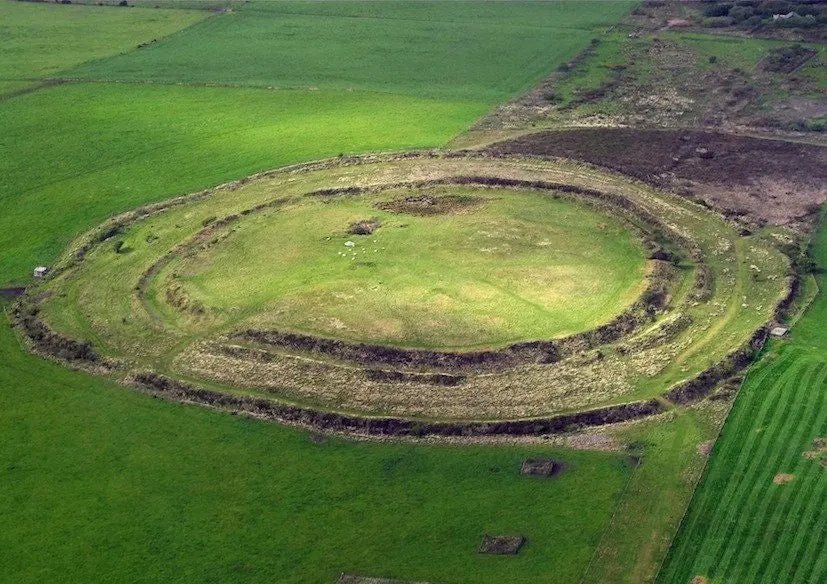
[659,219,827,584]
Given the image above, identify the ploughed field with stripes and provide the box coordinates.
[659,224,827,584]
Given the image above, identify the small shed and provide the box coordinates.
[770,326,789,338]
[33,266,49,279]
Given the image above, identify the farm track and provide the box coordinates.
[658,345,827,584]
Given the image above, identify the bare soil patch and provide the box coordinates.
[520,458,565,477]
[773,473,795,485]
[347,217,381,235]
[376,193,486,216]
[478,534,526,555]
[565,432,622,452]
[697,440,714,457]
[803,437,827,468]
[488,128,827,230]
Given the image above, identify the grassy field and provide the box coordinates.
[658,220,827,584]
[0,82,487,286]
[0,0,206,94]
[66,0,634,101]
[128,186,646,348]
[0,308,634,584]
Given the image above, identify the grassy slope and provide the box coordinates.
[658,222,827,584]
[0,0,206,90]
[0,83,487,286]
[0,311,631,584]
[581,406,721,584]
[535,27,825,130]
[67,0,634,101]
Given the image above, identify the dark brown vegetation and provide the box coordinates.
[488,128,827,229]
[132,370,669,437]
[0,287,25,297]
[12,301,105,365]
[760,43,819,72]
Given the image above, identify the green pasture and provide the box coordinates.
[245,0,633,26]
[659,221,827,584]
[0,0,206,92]
[0,82,487,286]
[67,0,634,101]
[0,309,633,584]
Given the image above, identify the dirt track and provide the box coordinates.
[488,128,827,230]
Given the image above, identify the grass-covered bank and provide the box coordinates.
[658,220,827,584]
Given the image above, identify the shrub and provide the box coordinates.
[806,117,827,132]
[705,15,736,26]
[704,2,734,17]
[729,5,755,20]
[757,0,792,17]
[542,91,561,103]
